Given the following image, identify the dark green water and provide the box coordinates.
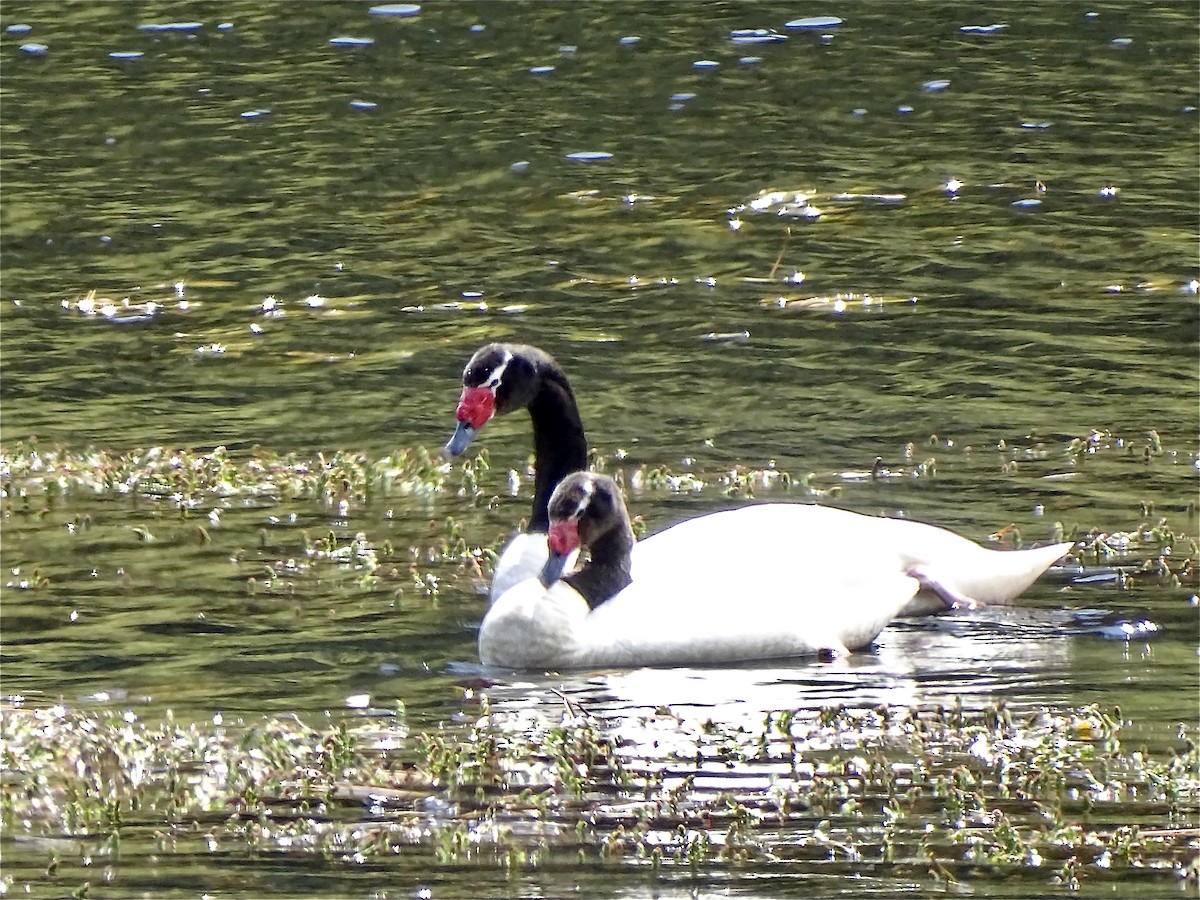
[1,2,1197,897]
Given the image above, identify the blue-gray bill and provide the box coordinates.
[444,421,477,458]
[539,550,570,588]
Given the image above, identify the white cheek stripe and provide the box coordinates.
[484,350,513,390]
[568,478,594,522]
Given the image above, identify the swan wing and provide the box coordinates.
[632,504,1069,606]
[571,562,919,668]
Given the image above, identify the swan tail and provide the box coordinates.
[929,541,1074,606]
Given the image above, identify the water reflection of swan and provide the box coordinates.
[474,605,1080,736]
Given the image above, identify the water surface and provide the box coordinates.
[1,2,1197,897]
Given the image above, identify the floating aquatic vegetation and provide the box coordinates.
[0,443,483,510]
[2,699,1194,886]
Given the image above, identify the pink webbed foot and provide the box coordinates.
[907,566,979,611]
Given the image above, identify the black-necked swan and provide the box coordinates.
[445,343,1073,611]
[479,472,966,669]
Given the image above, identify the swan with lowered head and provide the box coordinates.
[445,343,1073,613]
[479,472,968,669]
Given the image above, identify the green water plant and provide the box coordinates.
[5,697,1194,890]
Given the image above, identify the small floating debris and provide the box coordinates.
[960,24,1008,34]
[1020,120,1054,129]
[509,160,530,173]
[64,290,163,323]
[764,292,917,313]
[329,36,374,47]
[730,189,822,220]
[922,79,950,92]
[1011,198,1042,210]
[349,100,378,110]
[240,108,271,119]
[830,192,906,205]
[369,3,421,16]
[218,22,234,31]
[109,51,145,61]
[896,104,914,114]
[1098,185,1119,198]
[1110,37,1132,48]
[618,35,641,46]
[730,28,786,44]
[401,301,488,313]
[944,177,963,194]
[740,56,763,65]
[529,65,555,75]
[700,331,750,343]
[19,42,48,55]
[1093,619,1159,641]
[839,458,910,482]
[137,22,203,32]
[785,16,843,30]
[558,45,576,55]
[670,92,697,103]
[851,107,867,116]
[693,59,719,70]
[6,24,33,34]
[565,151,613,162]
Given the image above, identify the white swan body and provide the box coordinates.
[479,473,943,670]
[479,563,921,670]
[630,504,1072,616]
[486,505,1070,615]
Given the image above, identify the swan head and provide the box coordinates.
[538,473,634,603]
[444,343,560,458]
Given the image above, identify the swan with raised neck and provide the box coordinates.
[446,343,1073,612]
[445,343,586,600]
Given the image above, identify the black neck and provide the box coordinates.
[528,372,587,532]
[565,520,634,610]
